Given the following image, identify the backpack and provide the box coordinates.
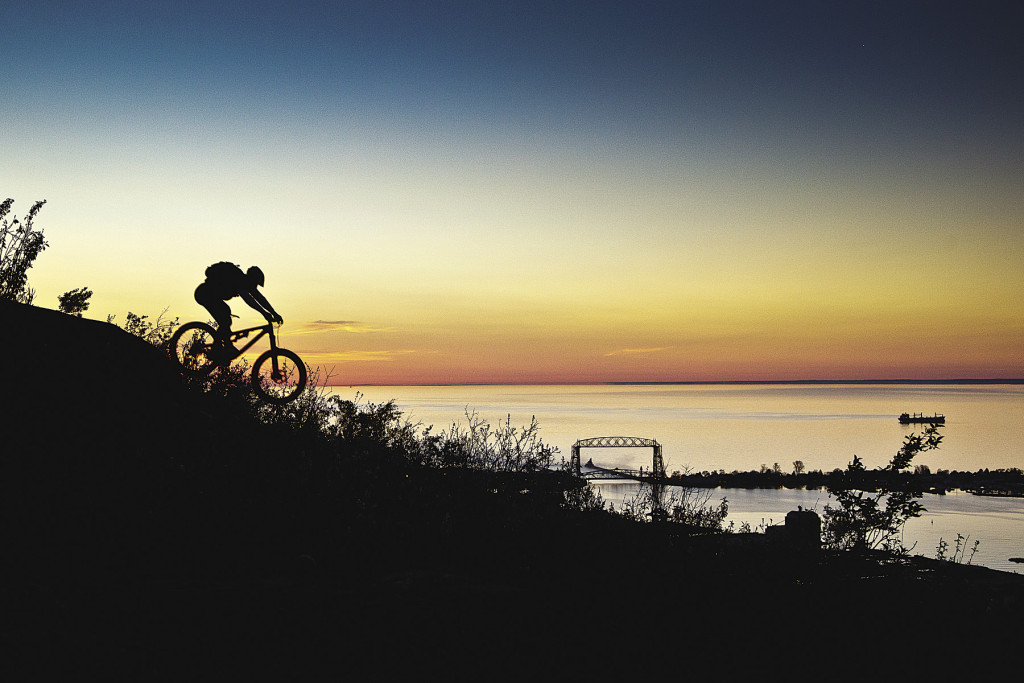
[205,261,243,283]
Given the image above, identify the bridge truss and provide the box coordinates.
[570,436,664,478]
[571,436,667,516]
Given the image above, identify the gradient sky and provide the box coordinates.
[3,1,1022,384]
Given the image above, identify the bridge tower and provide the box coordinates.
[650,440,665,518]
[570,436,666,514]
[570,436,664,477]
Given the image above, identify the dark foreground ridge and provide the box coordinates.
[3,300,1022,677]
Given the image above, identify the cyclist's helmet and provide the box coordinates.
[247,266,265,287]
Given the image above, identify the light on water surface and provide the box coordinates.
[332,383,1024,572]
[592,482,1024,573]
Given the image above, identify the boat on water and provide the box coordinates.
[898,412,945,424]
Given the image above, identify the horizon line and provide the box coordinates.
[324,378,1024,387]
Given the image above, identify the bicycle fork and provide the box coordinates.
[268,324,284,380]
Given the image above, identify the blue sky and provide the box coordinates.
[3,1,1022,382]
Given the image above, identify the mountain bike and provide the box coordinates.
[168,320,307,404]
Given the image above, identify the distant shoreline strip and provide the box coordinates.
[326,379,1024,387]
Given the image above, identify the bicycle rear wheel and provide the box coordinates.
[251,348,307,404]
[168,321,219,376]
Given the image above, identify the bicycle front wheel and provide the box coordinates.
[168,322,219,376]
[251,348,307,404]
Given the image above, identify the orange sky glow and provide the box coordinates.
[5,3,1022,385]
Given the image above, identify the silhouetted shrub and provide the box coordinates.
[413,409,557,472]
[561,477,606,512]
[0,198,47,303]
[107,309,180,346]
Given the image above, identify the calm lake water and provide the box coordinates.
[329,383,1024,573]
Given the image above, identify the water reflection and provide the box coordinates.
[593,481,1024,574]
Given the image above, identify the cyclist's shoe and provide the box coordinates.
[210,344,241,363]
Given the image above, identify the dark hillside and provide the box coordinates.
[3,300,1022,677]
[4,302,242,574]
[5,300,191,439]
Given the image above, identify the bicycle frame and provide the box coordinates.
[226,322,280,357]
[170,318,305,402]
[226,322,295,381]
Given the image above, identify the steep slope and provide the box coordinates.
[3,302,1023,677]
[2,301,237,584]
[3,300,193,449]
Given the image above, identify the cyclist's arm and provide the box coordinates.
[240,290,282,322]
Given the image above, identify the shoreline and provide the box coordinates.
[659,468,1024,496]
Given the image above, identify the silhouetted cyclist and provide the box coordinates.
[194,262,283,359]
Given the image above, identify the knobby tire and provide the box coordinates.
[251,348,307,404]
[168,321,219,376]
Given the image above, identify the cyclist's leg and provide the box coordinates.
[195,284,236,356]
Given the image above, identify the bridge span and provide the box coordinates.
[572,436,669,517]
[570,436,664,478]
[579,459,660,481]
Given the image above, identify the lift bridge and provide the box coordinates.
[570,436,665,480]
[571,436,667,516]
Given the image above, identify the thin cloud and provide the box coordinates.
[292,320,393,335]
[604,346,675,357]
[301,349,427,363]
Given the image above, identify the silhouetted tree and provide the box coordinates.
[0,198,47,303]
[57,287,93,317]
[792,460,805,475]
[822,425,943,553]
[668,485,729,531]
